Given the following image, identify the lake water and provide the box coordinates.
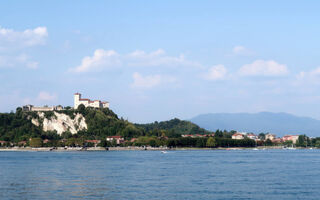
[0,149,320,200]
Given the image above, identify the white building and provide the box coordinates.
[232,133,245,140]
[282,135,299,144]
[106,136,124,144]
[265,133,276,141]
[74,93,109,109]
[23,105,63,112]
[247,133,258,140]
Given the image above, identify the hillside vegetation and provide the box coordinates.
[0,105,210,144]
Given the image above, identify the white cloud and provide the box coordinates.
[0,26,46,70]
[131,72,176,89]
[127,49,199,67]
[232,46,253,56]
[0,54,38,69]
[71,49,121,72]
[36,91,57,102]
[70,49,200,72]
[203,64,227,80]
[296,67,320,82]
[0,26,48,49]
[239,60,288,76]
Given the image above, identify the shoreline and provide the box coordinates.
[0,146,316,152]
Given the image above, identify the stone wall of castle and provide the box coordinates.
[74,93,109,109]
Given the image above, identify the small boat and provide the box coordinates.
[252,148,259,151]
[161,151,168,154]
[287,144,296,150]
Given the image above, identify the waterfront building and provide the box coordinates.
[85,140,101,147]
[265,133,276,141]
[232,133,245,140]
[74,93,109,109]
[106,136,124,144]
[282,135,299,144]
[130,138,138,143]
[247,133,258,140]
[272,138,283,144]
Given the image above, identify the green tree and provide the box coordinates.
[77,104,85,113]
[206,137,216,148]
[149,139,157,147]
[111,139,117,147]
[29,138,42,147]
[214,130,223,138]
[315,140,320,148]
[99,140,107,147]
[196,138,207,147]
[265,139,272,146]
[258,133,266,140]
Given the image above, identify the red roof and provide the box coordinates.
[107,136,123,139]
[85,140,101,143]
[74,93,81,95]
[130,138,137,142]
[233,133,244,136]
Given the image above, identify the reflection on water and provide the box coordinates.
[1,150,320,199]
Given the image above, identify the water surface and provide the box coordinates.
[0,149,319,200]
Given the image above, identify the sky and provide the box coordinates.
[1,0,320,123]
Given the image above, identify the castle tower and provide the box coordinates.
[74,93,81,109]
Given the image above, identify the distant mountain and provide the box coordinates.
[190,112,320,137]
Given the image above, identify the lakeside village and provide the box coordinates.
[0,93,318,151]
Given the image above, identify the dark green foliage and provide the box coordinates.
[29,138,42,147]
[81,107,139,138]
[296,135,308,147]
[136,118,209,137]
[0,107,258,148]
[43,111,55,119]
[0,111,43,142]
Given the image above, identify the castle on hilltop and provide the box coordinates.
[22,93,110,111]
[74,93,109,109]
[23,105,63,112]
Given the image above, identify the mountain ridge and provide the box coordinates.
[190,112,320,137]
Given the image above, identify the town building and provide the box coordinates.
[247,133,258,140]
[106,136,124,144]
[265,133,276,141]
[282,135,299,144]
[85,140,101,147]
[130,138,138,143]
[18,141,27,146]
[181,133,215,138]
[74,93,109,109]
[272,138,283,144]
[232,133,245,140]
[22,105,63,112]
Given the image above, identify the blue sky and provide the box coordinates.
[1,0,320,122]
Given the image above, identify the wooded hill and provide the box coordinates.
[0,105,210,143]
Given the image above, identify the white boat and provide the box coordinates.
[252,148,259,151]
[161,151,168,154]
[287,144,296,150]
